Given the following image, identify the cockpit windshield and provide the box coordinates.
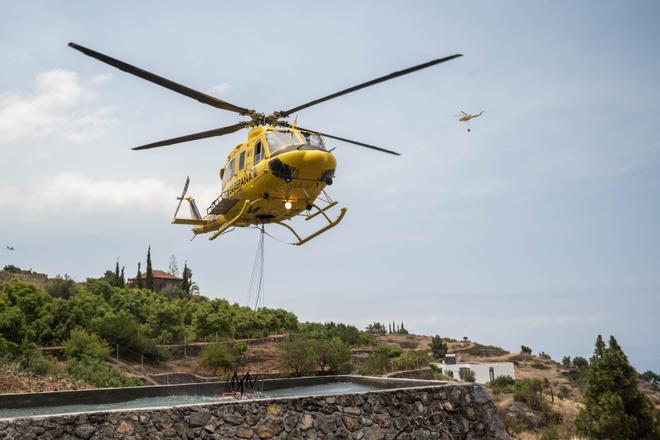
[302,132,326,149]
[266,131,302,150]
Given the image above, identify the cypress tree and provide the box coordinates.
[145,246,154,291]
[136,262,143,288]
[575,334,657,439]
[114,261,120,279]
[181,261,190,294]
[119,266,125,287]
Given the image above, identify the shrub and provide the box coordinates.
[200,343,240,375]
[521,345,532,355]
[3,265,22,274]
[557,385,570,399]
[393,350,430,371]
[538,352,552,361]
[316,338,352,374]
[66,357,139,388]
[429,363,449,380]
[430,335,448,359]
[279,339,318,376]
[361,346,392,375]
[572,356,588,369]
[539,426,561,440]
[398,340,419,350]
[45,276,77,299]
[19,349,60,376]
[489,375,515,394]
[233,341,248,355]
[460,368,476,383]
[514,379,546,411]
[93,312,168,362]
[63,329,110,361]
[531,361,549,370]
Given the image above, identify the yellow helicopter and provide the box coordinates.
[69,43,462,245]
[456,110,484,132]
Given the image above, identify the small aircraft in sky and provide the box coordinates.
[456,111,484,132]
[6,246,15,251]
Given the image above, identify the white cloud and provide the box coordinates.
[89,73,113,85]
[0,172,220,215]
[0,69,112,144]
[207,82,231,96]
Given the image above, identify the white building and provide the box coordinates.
[435,361,516,384]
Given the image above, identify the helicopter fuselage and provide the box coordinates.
[191,125,336,235]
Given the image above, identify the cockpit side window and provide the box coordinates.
[226,158,235,180]
[254,141,263,165]
[239,151,246,170]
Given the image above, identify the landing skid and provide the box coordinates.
[276,202,347,246]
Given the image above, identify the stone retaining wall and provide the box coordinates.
[0,383,510,439]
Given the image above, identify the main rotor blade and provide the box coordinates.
[133,122,248,151]
[296,126,400,156]
[279,54,463,117]
[68,42,253,115]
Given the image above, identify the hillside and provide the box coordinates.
[1,269,658,438]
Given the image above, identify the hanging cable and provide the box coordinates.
[246,224,266,310]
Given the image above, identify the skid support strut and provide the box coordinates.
[276,205,347,246]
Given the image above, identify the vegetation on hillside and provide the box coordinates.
[575,335,657,440]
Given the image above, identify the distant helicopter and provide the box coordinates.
[6,246,15,251]
[456,111,484,132]
[69,43,462,245]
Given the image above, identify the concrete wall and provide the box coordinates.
[0,376,433,410]
[436,362,516,384]
[386,368,436,380]
[0,379,511,439]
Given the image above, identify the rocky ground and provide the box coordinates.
[0,366,91,394]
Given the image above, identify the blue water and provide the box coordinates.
[0,382,379,420]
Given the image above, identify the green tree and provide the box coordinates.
[63,329,110,361]
[316,338,352,374]
[393,350,430,371]
[365,322,386,335]
[360,346,393,375]
[199,342,239,375]
[181,261,190,293]
[521,345,532,355]
[573,356,589,369]
[561,355,571,367]
[430,335,448,360]
[119,266,125,288]
[145,246,154,291]
[136,262,143,289]
[279,339,318,376]
[575,335,657,440]
[45,275,77,299]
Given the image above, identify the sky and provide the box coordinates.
[1,1,659,371]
